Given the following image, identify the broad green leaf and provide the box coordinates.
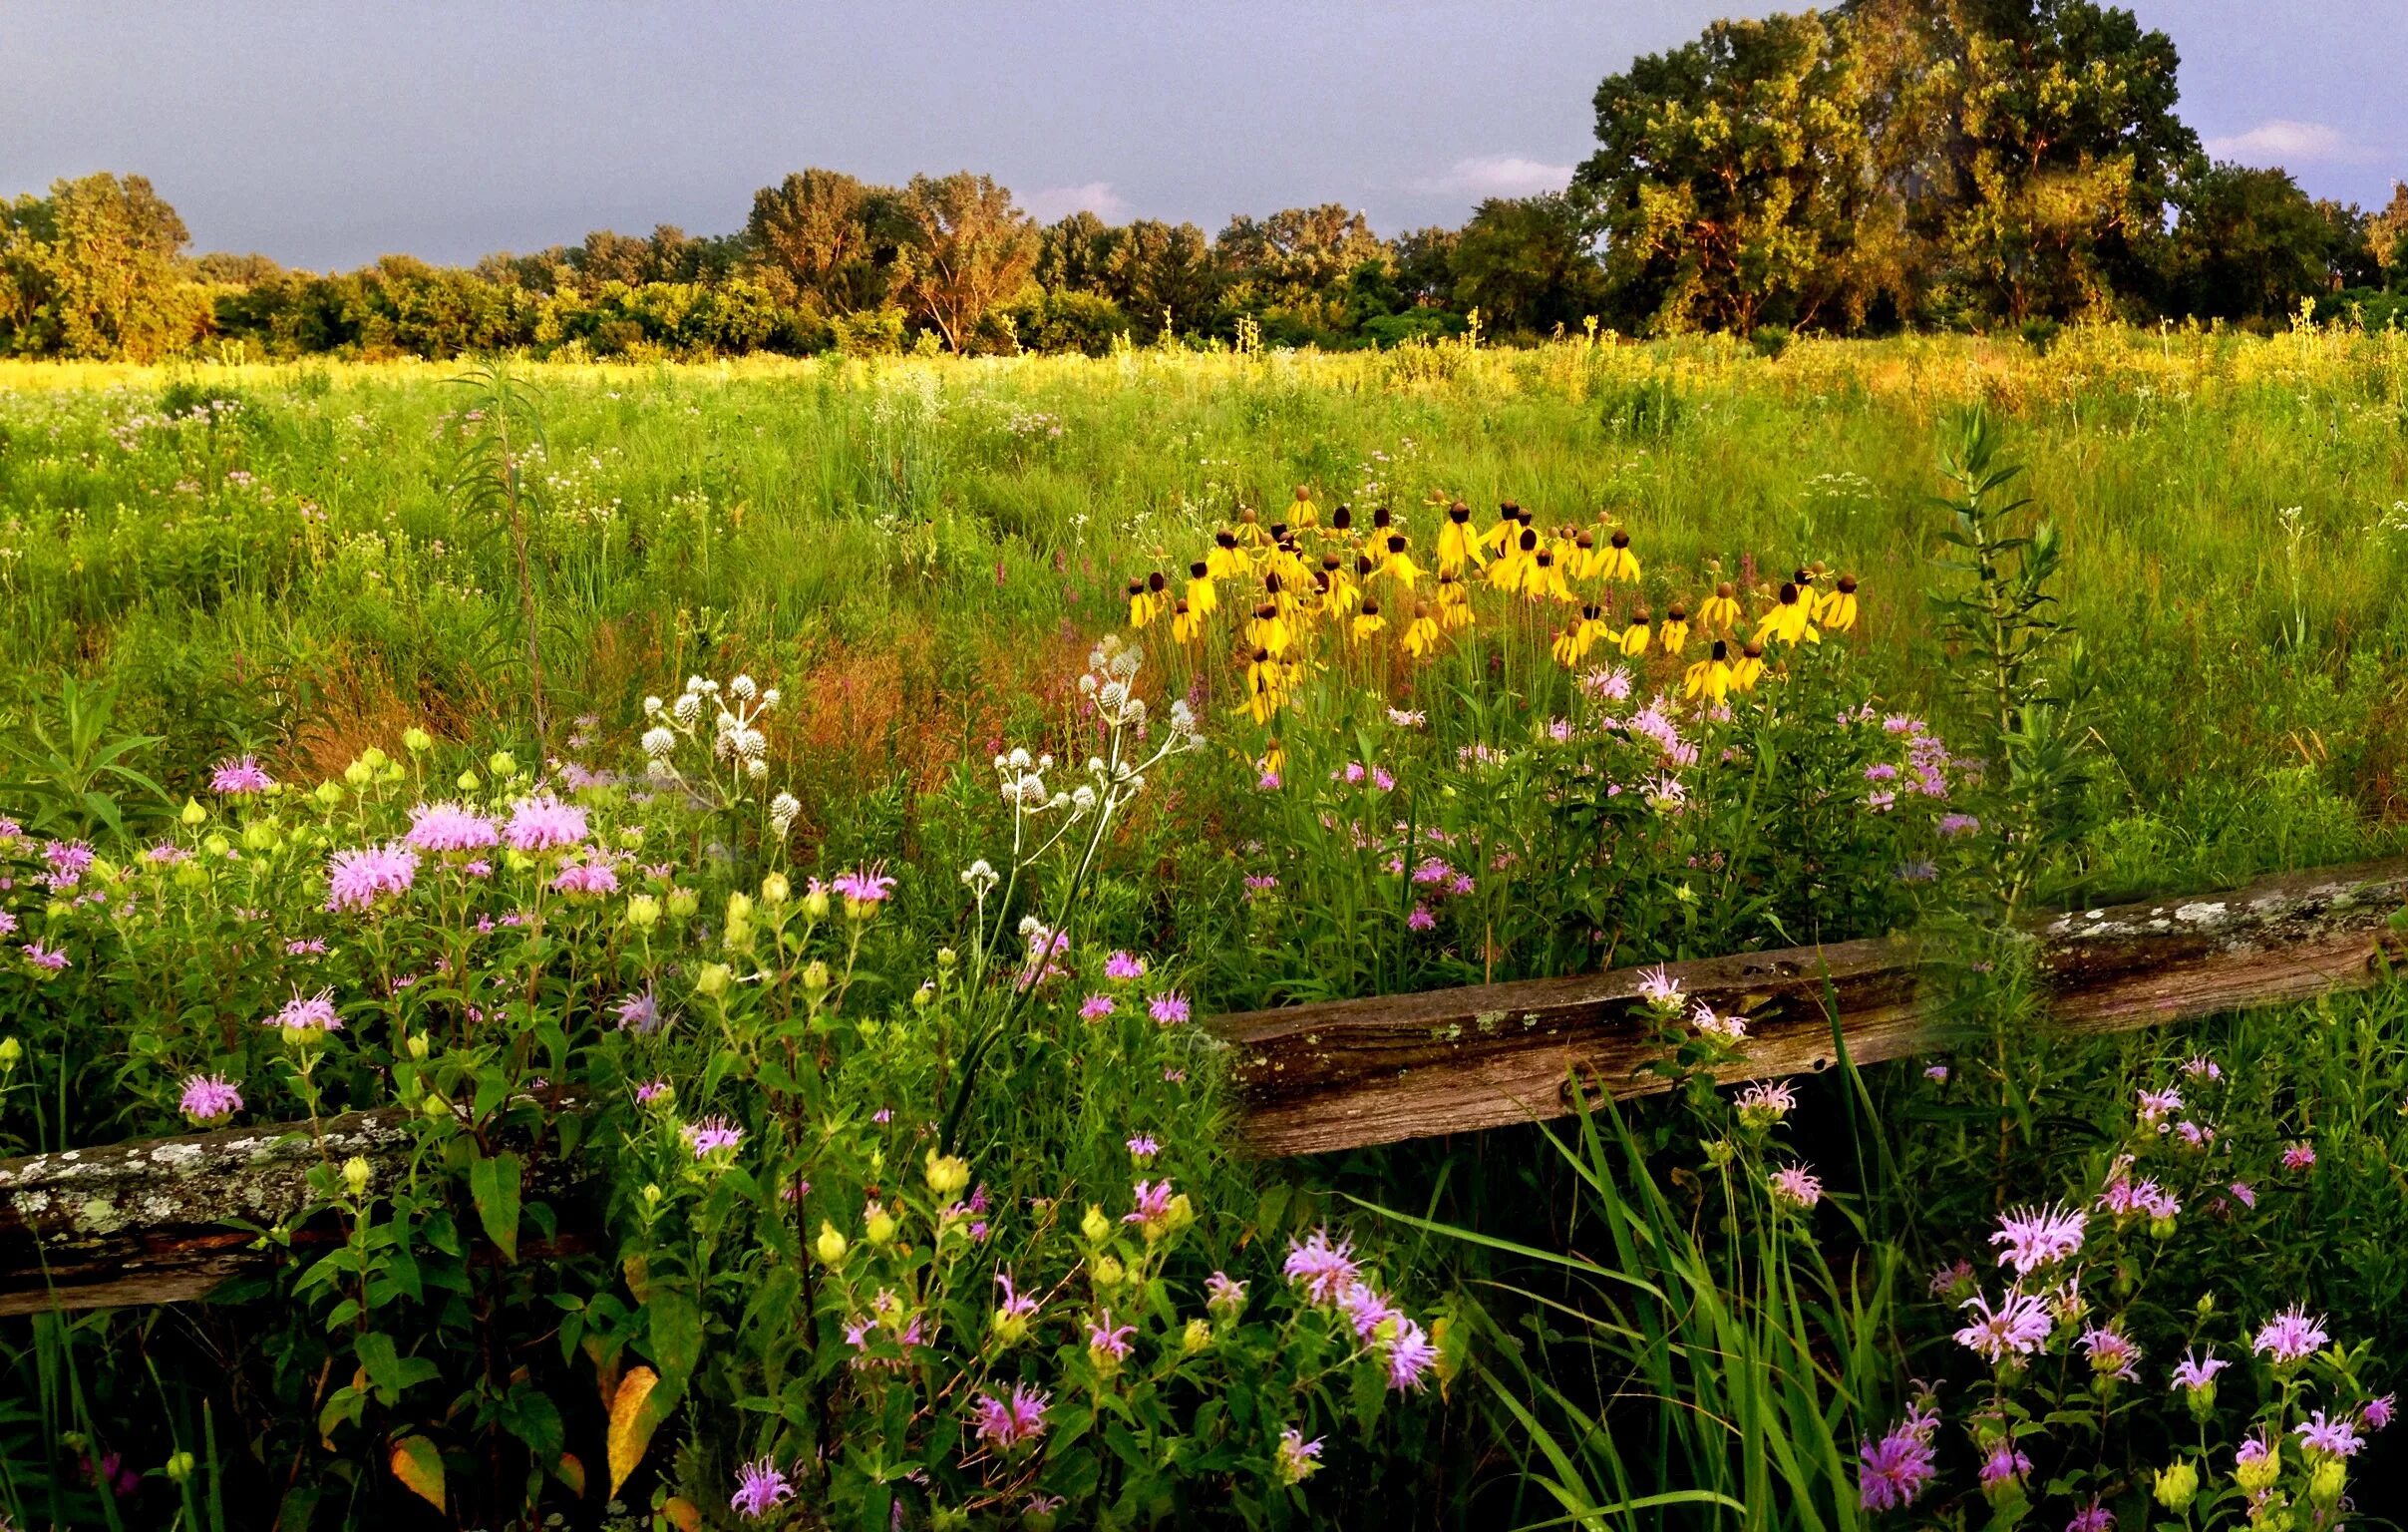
[390,1434,445,1511]
[469,1150,523,1264]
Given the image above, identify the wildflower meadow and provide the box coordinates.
[5,326,2408,1531]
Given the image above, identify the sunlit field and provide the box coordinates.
[6,327,2408,1527]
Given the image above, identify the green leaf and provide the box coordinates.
[647,1290,705,1383]
[469,1150,523,1264]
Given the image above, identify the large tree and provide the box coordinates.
[1575,13,1881,334]
[891,172,1039,352]
[1103,219,1218,332]
[1448,194,1609,336]
[744,169,903,315]
[2167,163,2357,322]
[0,173,210,360]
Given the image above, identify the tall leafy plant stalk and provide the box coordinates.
[450,359,551,745]
[1925,408,2093,1190]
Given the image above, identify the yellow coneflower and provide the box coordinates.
[1185,560,1217,618]
[1572,600,1611,657]
[1437,501,1483,574]
[1753,581,1820,646]
[1235,506,1272,548]
[1598,529,1641,583]
[1697,580,1742,634]
[1402,603,1443,657]
[1549,621,1584,667]
[1816,573,1859,632]
[1353,595,1387,641]
[1480,501,1525,555]
[1290,484,1319,528]
[1260,740,1285,778]
[1171,597,1202,644]
[1567,528,1602,581]
[1684,639,1734,703]
[1319,553,1360,616]
[1247,600,1292,656]
[1488,525,1539,592]
[1328,503,1353,533]
[1127,577,1161,629]
[1658,602,1691,655]
[1376,533,1422,589]
[1615,609,1651,657]
[1205,529,1246,581]
[1434,572,1477,630]
[1732,641,1767,691]
[1527,549,1572,602]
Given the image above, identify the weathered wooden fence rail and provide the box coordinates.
[6,858,2405,1314]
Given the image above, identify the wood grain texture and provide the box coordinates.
[1207,858,2408,1157]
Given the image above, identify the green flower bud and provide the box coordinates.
[0,1037,20,1069]
[343,759,372,787]
[487,751,517,777]
[625,894,662,931]
[760,872,790,906]
[802,886,831,922]
[403,727,434,753]
[340,1156,373,1199]
[695,961,732,998]
[924,1151,970,1199]
[406,1033,430,1061]
[2310,1457,2346,1506]
[166,1450,195,1483]
[666,887,699,919]
[314,781,344,807]
[815,1221,849,1266]
[360,747,389,769]
[179,797,207,827]
[2154,1461,2199,1511]
[1081,1204,1112,1244]
[1182,1317,1212,1353]
[1092,1254,1126,1289]
[863,1203,897,1246]
[456,770,481,792]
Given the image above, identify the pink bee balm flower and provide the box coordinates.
[1407,904,1437,932]
[1104,951,1147,981]
[728,1457,793,1519]
[2065,1497,2113,1532]
[634,1079,671,1107]
[2294,1410,2364,1458]
[325,844,418,911]
[1923,1063,1950,1082]
[0,911,18,938]
[1954,1289,2053,1363]
[2229,1180,2257,1209]
[830,868,895,906]
[178,1074,243,1125]
[1283,1230,1362,1307]
[1926,1259,1975,1297]
[1205,1272,1248,1320]
[1338,1282,1401,1342]
[681,1115,744,1159]
[2171,1349,2229,1392]
[504,794,587,853]
[1989,1203,2086,1276]
[1149,991,1191,1025]
[2281,1140,2316,1171]
[1079,992,1116,1021]
[1857,1410,1939,1511]
[209,756,276,794]
[1690,1001,1747,1042]
[613,987,666,1034]
[23,942,70,972]
[994,1271,1040,1321]
[2364,1393,2395,1431]
[1274,1427,1324,1485]
[2078,1325,2142,1380]
[1126,1135,1160,1162]
[404,802,498,854]
[2137,1086,2183,1124]
[1634,964,1683,1011]
[268,987,342,1033]
[1978,1441,2031,1488]
[970,1384,1050,1451]
[1123,1179,1177,1229]
[2182,1054,2223,1080]
[551,859,619,897]
[1768,1165,1822,1209]
[1384,1318,1438,1390]
[1087,1314,1136,1361]
[2252,1305,2329,1365]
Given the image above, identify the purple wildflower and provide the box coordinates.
[2171,1349,2229,1392]
[1079,992,1116,1021]
[1385,1319,1438,1390]
[1978,1442,2031,1489]
[1274,1427,1325,1484]
[831,868,895,906]
[1087,1314,1136,1361]
[404,802,498,854]
[1104,950,1147,980]
[682,1115,744,1159]
[2065,1497,2113,1532]
[2078,1326,2141,1381]
[1955,1289,2054,1363]
[267,987,342,1033]
[1857,1411,1938,1511]
[1407,904,1437,931]
[1989,1203,2086,1276]
[2281,1140,2316,1171]
[325,844,418,912]
[1768,1165,1822,1209]
[2364,1393,2395,1431]
[970,1384,1050,1451]
[1149,990,1191,1024]
[178,1074,243,1124]
[1338,1282,1401,1341]
[551,859,619,897]
[1283,1230,1361,1306]
[614,986,666,1034]
[2252,1305,2329,1365]
[504,794,587,853]
[2295,1410,2364,1458]
[210,756,276,794]
[729,1457,793,1519]
[634,1079,671,1107]
[23,942,70,972]
[1126,1135,1161,1162]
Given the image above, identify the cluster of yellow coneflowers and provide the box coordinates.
[1126,490,1861,724]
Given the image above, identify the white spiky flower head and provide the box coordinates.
[729,673,758,702]
[641,726,676,759]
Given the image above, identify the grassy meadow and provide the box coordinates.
[6,328,2405,904]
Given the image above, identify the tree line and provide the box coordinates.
[4,0,2405,364]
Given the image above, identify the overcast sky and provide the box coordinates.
[3,1,2400,270]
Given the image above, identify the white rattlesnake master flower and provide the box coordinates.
[759,687,780,709]
[1017,915,1044,938]
[647,758,677,781]
[1071,785,1098,814]
[1079,673,1099,696]
[769,793,800,837]
[747,758,767,779]
[729,673,757,702]
[643,695,663,716]
[1099,680,1129,709]
[641,726,676,759]
[673,692,701,724]
[960,859,999,895]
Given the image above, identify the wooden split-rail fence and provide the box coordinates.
[5,858,2404,1316]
